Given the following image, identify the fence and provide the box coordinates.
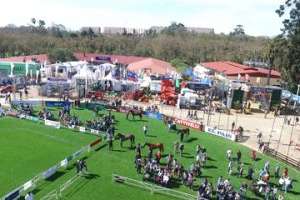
[40,174,81,200]
[0,139,101,200]
[112,174,197,200]
[264,146,300,170]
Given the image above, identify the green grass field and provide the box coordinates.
[0,117,97,196]
[1,109,300,200]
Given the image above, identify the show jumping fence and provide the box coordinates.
[112,174,197,200]
[40,174,81,200]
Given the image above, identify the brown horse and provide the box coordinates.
[115,133,135,148]
[143,142,164,152]
[126,109,143,120]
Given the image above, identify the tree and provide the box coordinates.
[162,22,187,35]
[273,0,300,91]
[31,18,36,26]
[230,25,246,37]
[170,58,189,72]
[48,48,76,63]
[38,20,45,28]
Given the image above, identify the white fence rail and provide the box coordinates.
[112,174,197,200]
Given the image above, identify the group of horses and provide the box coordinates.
[114,110,190,153]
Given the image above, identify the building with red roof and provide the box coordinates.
[200,61,281,86]
[127,58,177,75]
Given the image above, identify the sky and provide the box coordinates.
[0,0,286,36]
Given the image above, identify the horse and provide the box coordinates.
[126,109,143,120]
[143,142,164,152]
[177,128,190,141]
[115,133,135,148]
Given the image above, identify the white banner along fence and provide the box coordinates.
[0,138,102,200]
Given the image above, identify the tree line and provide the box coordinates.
[0,14,298,91]
[0,21,269,66]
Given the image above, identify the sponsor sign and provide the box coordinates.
[4,189,20,200]
[79,126,86,133]
[205,126,236,141]
[90,129,99,135]
[42,165,57,179]
[144,112,162,120]
[23,180,33,191]
[45,120,61,129]
[12,100,41,106]
[174,118,201,129]
[60,159,68,168]
[72,149,83,158]
[19,114,39,122]
[45,101,71,108]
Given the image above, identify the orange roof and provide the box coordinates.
[0,54,48,63]
[127,58,177,75]
[201,61,281,78]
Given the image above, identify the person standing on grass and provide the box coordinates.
[81,159,88,173]
[179,143,184,157]
[76,160,81,174]
[135,143,141,156]
[226,149,232,161]
[107,133,113,151]
[228,161,232,175]
[251,150,257,161]
[275,165,280,178]
[143,124,148,136]
[237,150,242,163]
[174,141,179,155]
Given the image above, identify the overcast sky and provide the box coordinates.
[0,0,285,36]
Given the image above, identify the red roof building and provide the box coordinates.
[127,58,177,75]
[200,61,281,85]
[201,61,280,78]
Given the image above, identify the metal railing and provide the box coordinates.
[264,146,300,170]
[112,174,197,200]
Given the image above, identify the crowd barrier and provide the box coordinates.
[0,138,101,200]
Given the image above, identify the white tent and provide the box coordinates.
[140,76,151,88]
[193,64,210,79]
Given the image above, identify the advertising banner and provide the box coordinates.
[205,126,236,141]
[45,101,71,108]
[42,165,57,179]
[23,180,33,191]
[90,129,99,135]
[45,120,61,129]
[60,159,68,168]
[79,126,86,133]
[4,189,20,200]
[174,118,201,129]
[144,112,162,120]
